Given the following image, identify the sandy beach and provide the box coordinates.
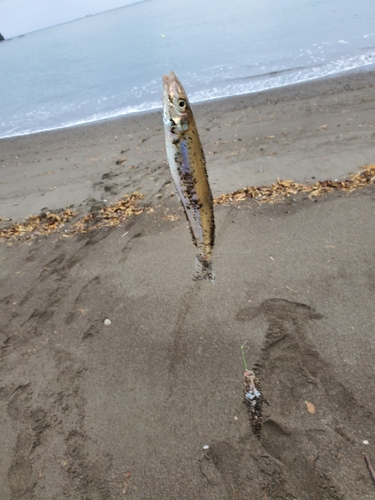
[1,70,375,499]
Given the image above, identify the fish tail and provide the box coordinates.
[193,256,215,282]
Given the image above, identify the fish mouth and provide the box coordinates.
[162,74,171,88]
[162,71,182,104]
[163,71,177,86]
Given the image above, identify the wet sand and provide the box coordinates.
[1,70,375,499]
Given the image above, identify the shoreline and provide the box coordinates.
[1,67,375,223]
[2,65,375,142]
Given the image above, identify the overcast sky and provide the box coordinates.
[0,0,142,38]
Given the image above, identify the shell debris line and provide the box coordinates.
[0,192,144,241]
[214,164,375,205]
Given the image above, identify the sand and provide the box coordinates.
[1,70,375,499]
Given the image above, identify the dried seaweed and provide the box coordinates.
[2,164,375,242]
[0,209,76,240]
[70,192,144,234]
[0,192,144,241]
[214,164,375,205]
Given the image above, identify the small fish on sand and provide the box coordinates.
[162,71,215,281]
[243,369,264,438]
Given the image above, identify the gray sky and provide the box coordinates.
[0,0,140,38]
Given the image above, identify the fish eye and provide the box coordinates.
[178,98,187,110]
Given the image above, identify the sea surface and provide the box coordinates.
[1,0,375,138]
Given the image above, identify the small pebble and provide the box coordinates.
[363,440,369,445]
[104,319,111,326]
[203,445,209,450]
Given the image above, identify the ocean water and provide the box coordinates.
[1,0,375,138]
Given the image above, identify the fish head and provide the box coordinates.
[162,72,193,133]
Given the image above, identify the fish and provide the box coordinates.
[162,71,215,281]
[243,369,264,438]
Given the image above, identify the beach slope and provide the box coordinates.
[1,71,375,499]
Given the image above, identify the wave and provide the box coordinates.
[1,48,375,139]
[0,101,162,139]
[188,49,375,103]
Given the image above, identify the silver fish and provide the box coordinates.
[162,71,215,281]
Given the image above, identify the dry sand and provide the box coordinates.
[1,70,375,499]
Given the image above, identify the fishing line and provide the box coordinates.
[159,33,173,73]
[168,280,201,381]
